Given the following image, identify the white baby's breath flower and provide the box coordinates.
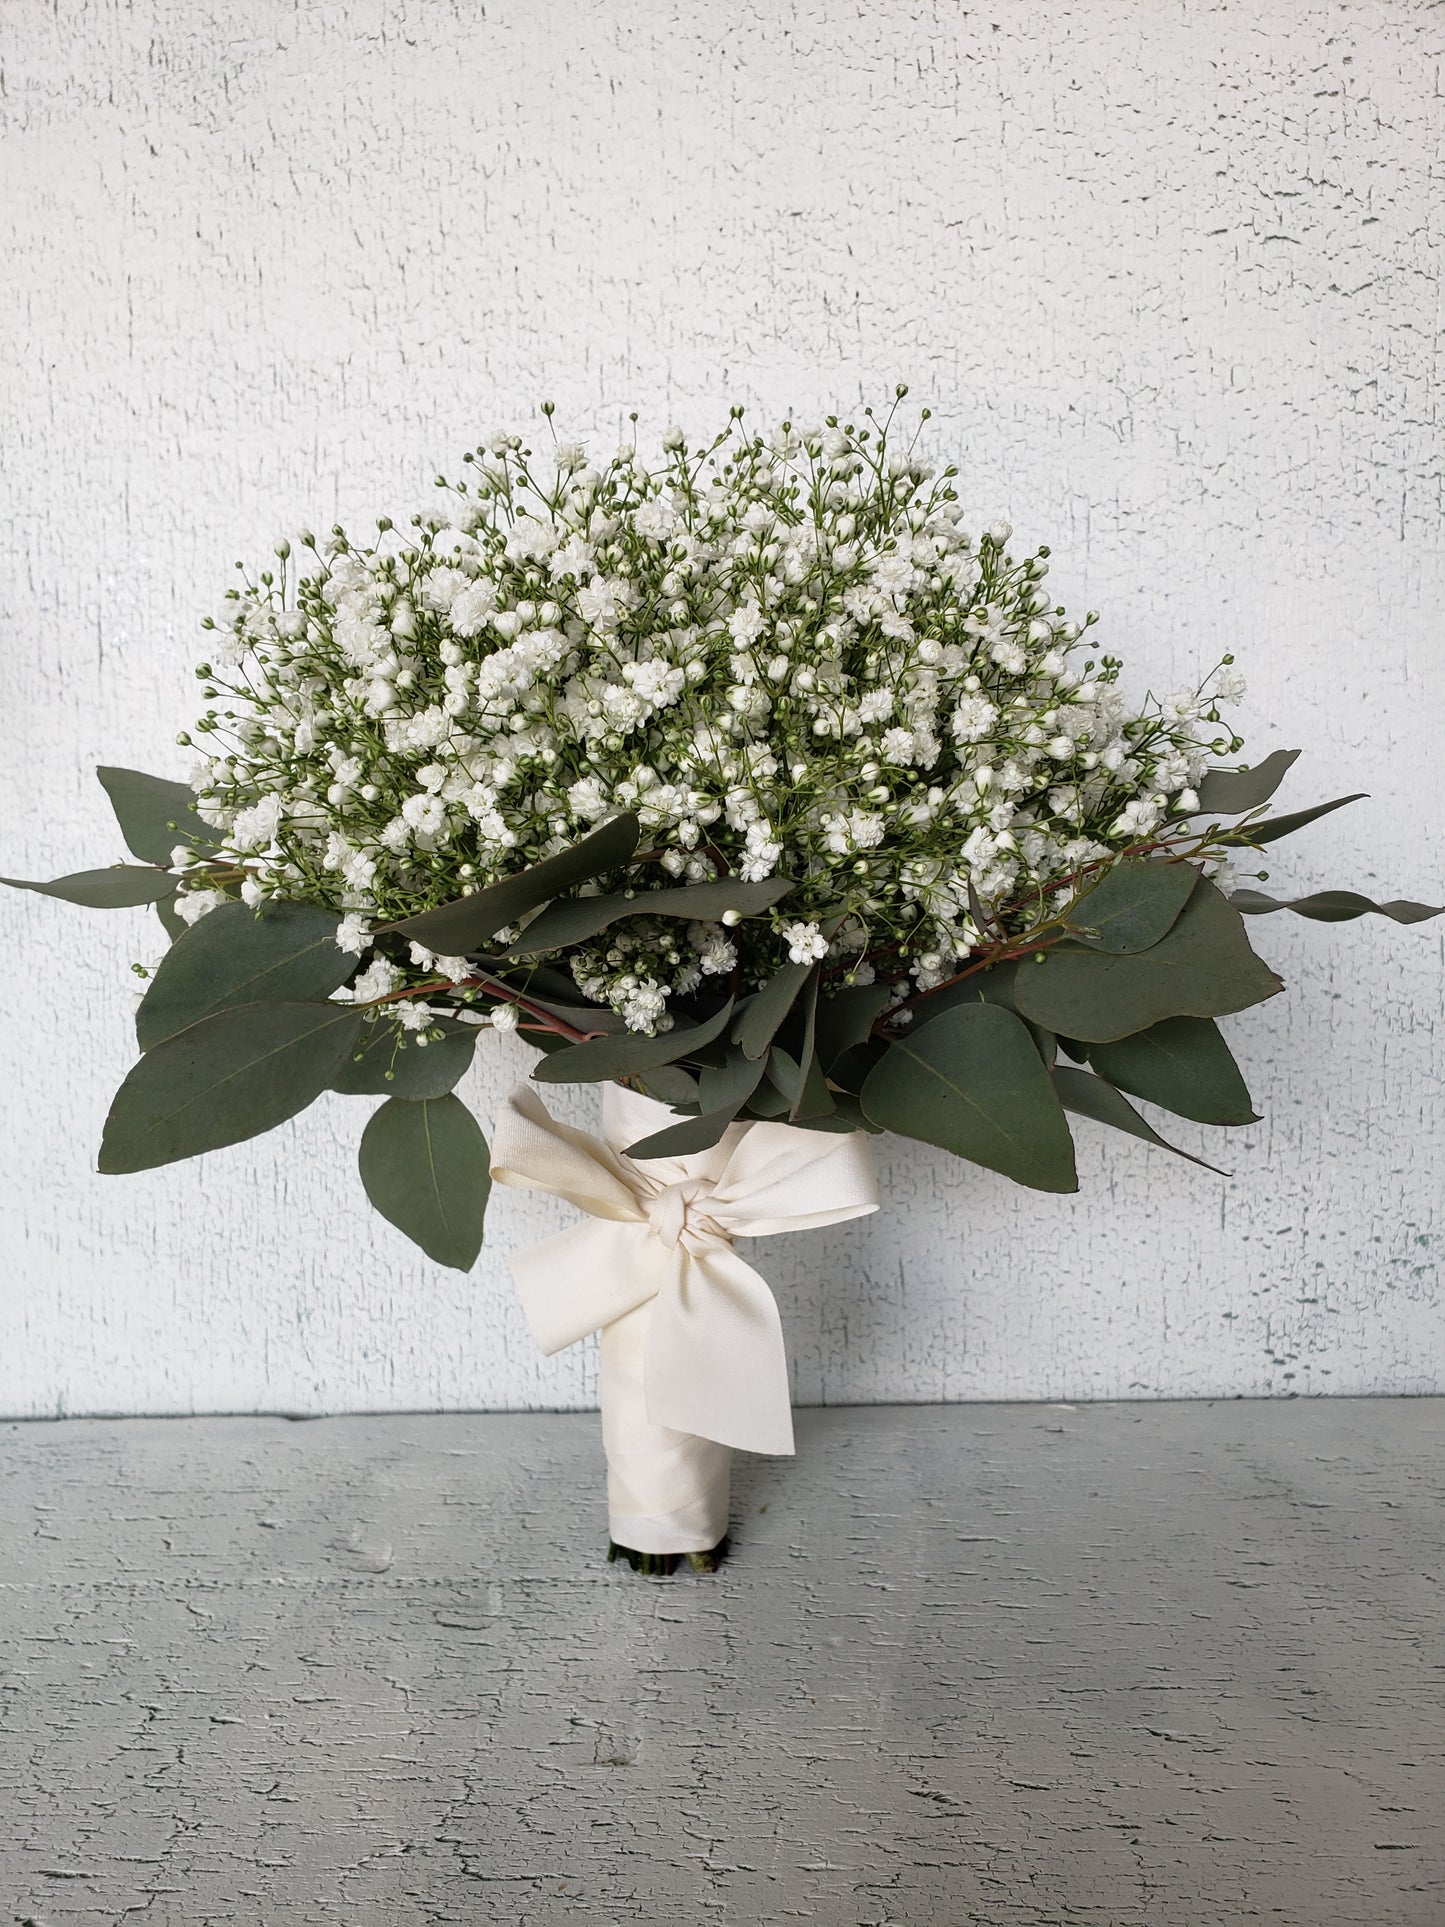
[336,912,372,956]
[186,403,1248,1040]
[783,921,830,965]
[351,958,401,1003]
[175,888,226,925]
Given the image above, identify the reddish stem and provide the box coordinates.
[362,974,605,1044]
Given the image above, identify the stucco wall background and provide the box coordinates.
[1,0,1441,1419]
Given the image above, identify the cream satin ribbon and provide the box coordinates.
[489,1081,881,1457]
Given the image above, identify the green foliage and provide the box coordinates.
[1051,1066,1227,1174]
[388,814,641,954]
[1231,888,1443,925]
[815,1089,882,1134]
[2,866,176,908]
[506,990,631,1035]
[331,1019,478,1098]
[99,1002,361,1174]
[154,894,188,943]
[358,1094,489,1270]
[813,982,891,1069]
[761,1044,803,1103]
[1194,749,1300,814]
[97,766,219,864]
[1066,858,1198,954]
[747,1060,794,1116]
[623,1108,741,1159]
[861,1003,1078,1192]
[787,973,836,1122]
[1086,1016,1258,1125]
[828,1035,887,1095]
[505,877,794,956]
[910,956,1020,1020]
[636,1063,701,1110]
[531,998,734,1083]
[697,1049,767,1116]
[733,960,814,1060]
[1013,880,1283,1042]
[135,900,356,1049]
[1219,793,1366,847]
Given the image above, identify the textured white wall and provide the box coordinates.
[2,0,1441,1419]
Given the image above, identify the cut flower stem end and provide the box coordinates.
[607,1537,730,1577]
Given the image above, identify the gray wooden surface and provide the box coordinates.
[2,1400,1441,1926]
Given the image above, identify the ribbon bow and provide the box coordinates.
[489,1083,880,1455]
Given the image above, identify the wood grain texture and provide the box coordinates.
[1,1,1442,1415]
[2,1401,1442,1924]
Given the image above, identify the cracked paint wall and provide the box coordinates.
[1,0,1441,1417]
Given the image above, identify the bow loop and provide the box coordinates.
[490,1082,879,1456]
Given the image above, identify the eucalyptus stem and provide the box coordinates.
[607,1539,728,1577]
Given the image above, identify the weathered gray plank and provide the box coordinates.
[1,1401,1441,1923]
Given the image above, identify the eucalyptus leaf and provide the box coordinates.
[331,1019,478,1098]
[1230,888,1443,925]
[1066,858,1198,954]
[624,1108,740,1159]
[1219,793,1366,848]
[504,993,630,1036]
[764,1044,803,1103]
[911,957,1020,1020]
[734,960,814,1060]
[505,876,793,956]
[154,893,187,944]
[789,973,836,1122]
[1194,749,1301,815]
[1051,1066,1228,1175]
[498,960,596,1004]
[97,765,220,863]
[813,1088,882,1134]
[637,1064,701,1110]
[389,813,641,954]
[530,998,734,1084]
[828,1036,887,1094]
[1013,881,1283,1042]
[1086,1015,1259,1126]
[788,1110,863,1135]
[697,1048,767,1115]
[745,1069,792,1117]
[136,899,357,1050]
[861,1003,1078,1193]
[98,1002,361,1174]
[2,865,176,909]
[358,1094,489,1270]
[1027,1023,1058,1068]
[813,981,891,1069]
[524,1028,573,1056]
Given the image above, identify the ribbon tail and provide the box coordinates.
[511,1219,672,1355]
[644,1245,795,1456]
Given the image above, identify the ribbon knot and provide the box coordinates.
[644,1176,714,1251]
[489,1083,880,1456]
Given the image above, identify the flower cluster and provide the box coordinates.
[179,398,1246,1033]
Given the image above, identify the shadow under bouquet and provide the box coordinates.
[8,396,1439,1572]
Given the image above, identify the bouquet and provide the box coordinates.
[8,395,1438,1572]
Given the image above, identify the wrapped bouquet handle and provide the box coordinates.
[490,1083,879,1555]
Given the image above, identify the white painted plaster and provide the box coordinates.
[1,0,1441,1417]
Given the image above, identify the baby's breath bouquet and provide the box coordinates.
[8,395,1439,1571]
